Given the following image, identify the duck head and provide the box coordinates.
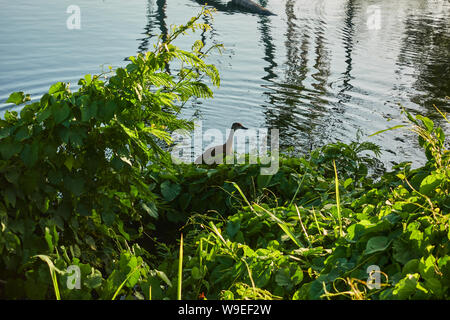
[231,122,248,131]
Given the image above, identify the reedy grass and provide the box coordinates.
[177,233,183,300]
[333,160,344,237]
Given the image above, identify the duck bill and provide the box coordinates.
[241,126,248,130]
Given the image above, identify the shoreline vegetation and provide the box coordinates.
[0,10,448,300]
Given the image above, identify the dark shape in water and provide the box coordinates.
[192,0,276,16]
[230,0,276,16]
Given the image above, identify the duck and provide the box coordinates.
[195,122,248,164]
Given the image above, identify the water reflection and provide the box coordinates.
[257,0,277,82]
[138,0,168,54]
[261,0,335,153]
[396,3,450,117]
[336,0,356,106]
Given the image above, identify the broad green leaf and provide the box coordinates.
[20,142,39,167]
[14,126,31,141]
[64,176,85,197]
[155,270,172,287]
[160,180,181,202]
[363,236,391,255]
[416,115,434,132]
[191,266,202,280]
[392,273,420,299]
[419,173,444,196]
[142,202,158,219]
[85,270,103,289]
[64,155,75,171]
[102,210,115,226]
[6,91,30,105]
[419,255,437,281]
[0,141,23,159]
[53,103,71,124]
[275,267,291,287]
[226,220,240,239]
[48,82,66,95]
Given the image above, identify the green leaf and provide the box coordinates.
[275,268,291,287]
[5,169,20,185]
[155,270,172,288]
[4,188,16,208]
[160,180,181,202]
[191,266,202,280]
[20,142,39,167]
[363,236,392,255]
[257,174,273,189]
[45,227,54,252]
[64,155,75,171]
[102,210,115,226]
[99,101,117,122]
[369,125,406,137]
[85,270,103,289]
[14,126,31,142]
[0,141,23,159]
[226,220,240,239]
[76,202,91,217]
[419,173,444,196]
[402,259,419,276]
[142,202,158,219]
[7,92,30,105]
[419,255,437,281]
[53,103,71,124]
[64,176,85,197]
[392,273,420,299]
[343,178,353,188]
[291,268,304,285]
[48,82,66,95]
[416,115,434,132]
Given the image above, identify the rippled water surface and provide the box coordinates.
[1,0,449,167]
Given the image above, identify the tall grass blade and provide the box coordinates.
[433,104,449,123]
[34,255,63,300]
[333,160,344,237]
[312,206,323,236]
[253,203,304,248]
[177,233,184,300]
[368,125,406,137]
[111,265,142,300]
[295,204,311,247]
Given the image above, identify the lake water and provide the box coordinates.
[1,0,449,168]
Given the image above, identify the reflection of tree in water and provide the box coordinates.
[397,10,450,117]
[257,0,277,82]
[336,0,356,106]
[262,0,331,153]
[138,0,168,54]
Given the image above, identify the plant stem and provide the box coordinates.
[177,233,184,300]
[333,160,344,237]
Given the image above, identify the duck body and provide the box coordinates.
[230,0,276,16]
[195,122,248,164]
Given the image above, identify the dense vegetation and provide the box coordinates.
[0,10,448,300]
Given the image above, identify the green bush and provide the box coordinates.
[168,110,448,300]
[0,9,220,299]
